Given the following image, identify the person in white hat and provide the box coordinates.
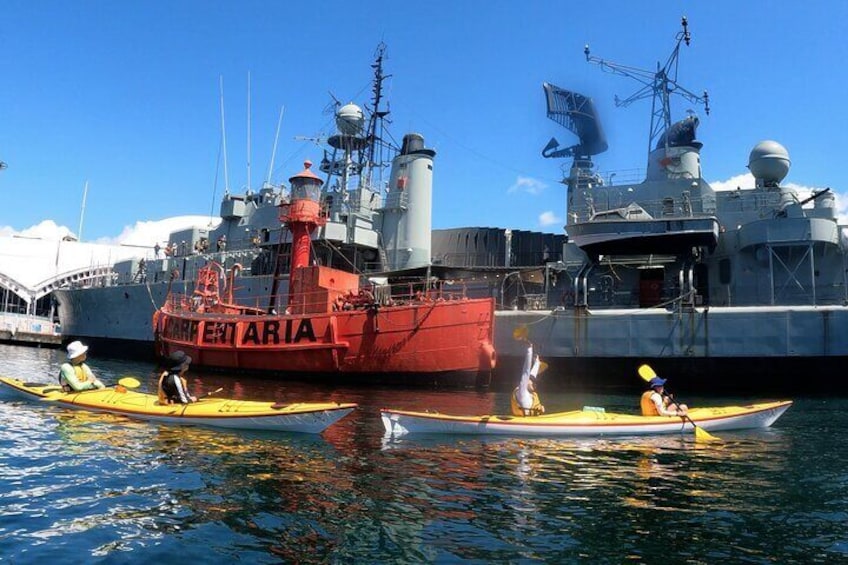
[58,341,105,392]
[510,343,545,417]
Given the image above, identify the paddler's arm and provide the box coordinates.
[82,364,105,389]
[59,363,100,391]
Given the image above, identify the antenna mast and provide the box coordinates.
[247,71,251,192]
[77,180,88,242]
[584,16,709,157]
[219,76,231,194]
[363,42,391,189]
[266,105,285,186]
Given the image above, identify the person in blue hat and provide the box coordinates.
[640,376,688,417]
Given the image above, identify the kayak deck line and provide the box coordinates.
[0,376,356,433]
[381,400,793,437]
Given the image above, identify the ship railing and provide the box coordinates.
[163,278,475,315]
[568,192,718,223]
[567,167,644,187]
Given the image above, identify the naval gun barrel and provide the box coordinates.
[798,188,831,207]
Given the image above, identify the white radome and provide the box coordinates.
[336,103,364,135]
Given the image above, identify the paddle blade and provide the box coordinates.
[637,364,657,382]
[694,425,722,443]
[118,377,141,388]
[512,325,529,341]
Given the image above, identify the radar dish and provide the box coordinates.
[542,83,608,158]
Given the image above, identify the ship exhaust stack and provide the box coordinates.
[381,133,436,271]
[646,115,703,181]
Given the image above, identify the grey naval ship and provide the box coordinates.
[55,27,848,393]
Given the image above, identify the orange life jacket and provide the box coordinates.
[641,390,660,416]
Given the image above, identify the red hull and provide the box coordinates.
[154,297,496,379]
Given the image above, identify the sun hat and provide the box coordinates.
[66,340,89,360]
[168,350,192,372]
[649,377,667,388]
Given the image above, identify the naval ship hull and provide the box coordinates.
[55,281,848,393]
[492,306,848,394]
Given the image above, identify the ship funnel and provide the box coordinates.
[748,140,790,188]
[381,134,436,271]
[401,133,436,157]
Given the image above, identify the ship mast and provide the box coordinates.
[584,16,710,159]
[362,42,391,190]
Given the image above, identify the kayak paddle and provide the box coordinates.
[637,363,721,443]
[42,376,141,401]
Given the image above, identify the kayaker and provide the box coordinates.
[58,340,105,392]
[157,350,197,404]
[510,344,545,416]
[640,377,688,417]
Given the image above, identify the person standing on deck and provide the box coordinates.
[511,344,545,416]
[58,341,105,392]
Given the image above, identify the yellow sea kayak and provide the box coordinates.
[0,376,356,434]
[381,401,792,437]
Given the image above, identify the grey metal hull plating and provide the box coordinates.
[54,281,848,392]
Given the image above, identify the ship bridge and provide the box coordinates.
[0,237,143,315]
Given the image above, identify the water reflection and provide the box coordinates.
[2,344,847,562]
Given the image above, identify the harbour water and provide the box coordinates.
[0,343,845,563]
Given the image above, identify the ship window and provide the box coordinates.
[719,258,731,284]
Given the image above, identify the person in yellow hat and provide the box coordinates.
[58,341,105,392]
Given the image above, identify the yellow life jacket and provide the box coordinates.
[157,372,168,404]
[641,390,660,416]
[510,388,523,416]
[60,364,90,392]
[511,387,543,416]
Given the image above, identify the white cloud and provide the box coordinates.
[0,216,221,247]
[93,216,222,246]
[0,220,75,241]
[508,176,547,195]
[709,173,755,192]
[538,211,562,227]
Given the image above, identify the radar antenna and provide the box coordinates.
[542,83,608,159]
[584,16,709,157]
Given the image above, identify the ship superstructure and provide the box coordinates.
[493,18,848,393]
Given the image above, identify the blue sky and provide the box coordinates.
[1,1,846,244]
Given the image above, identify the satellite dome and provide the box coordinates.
[336,103,364,136]
[748,140,790,185]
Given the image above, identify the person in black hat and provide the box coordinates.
[640,376,688,417]
[510,343,545,417]
[157,350,197,404]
